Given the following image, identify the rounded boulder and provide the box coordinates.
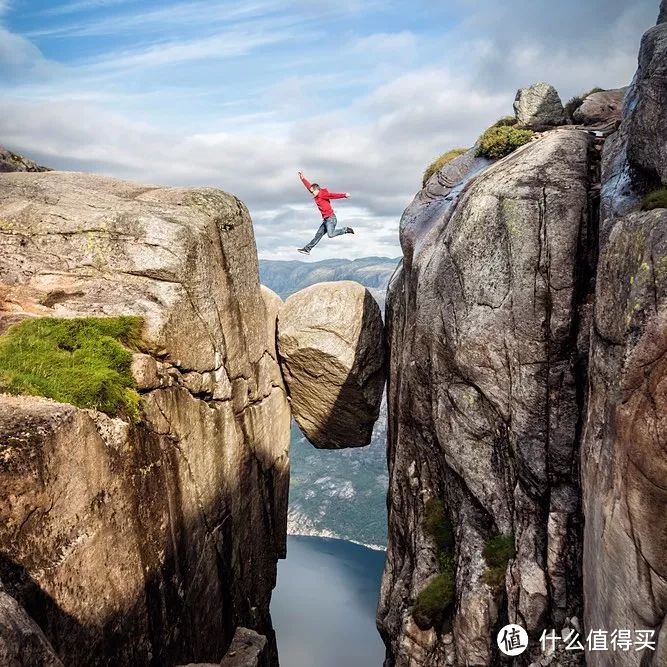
[277,281,385,449]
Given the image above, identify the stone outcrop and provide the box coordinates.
[277,280,385,449]
[582,209,666,667]
[602,17,667,224]
[381,5,667,667]
[581,10,667,667]
[220,627,268,666]
[0,585,63,666]
[514,82,568,128]
[572,88,626,127]
[379,129,597,666]
[0,172,290,665]
[177,628,267,667]
[0,146,49,173]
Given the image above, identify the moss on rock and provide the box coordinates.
[482,534,515,588]
[423,148,467,186]
[0,316,143,421]
[641,187,667,211]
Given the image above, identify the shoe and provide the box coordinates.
[347,228,355,234]
[297,247,310,255]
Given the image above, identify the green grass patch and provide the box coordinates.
[413,572,455,628]
[476,126,534,160]
[492,116,518,128]
[413,499,456,629]
[565,87,605,119]
[0,316,143,421]
[641,187,667,211]
[423,498,454,553]
[482,534,515,588]
[422,148,467,186]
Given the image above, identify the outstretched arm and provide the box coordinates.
[298,171,312,190]
[326,191,350,199]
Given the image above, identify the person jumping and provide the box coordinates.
[297,171,354,255]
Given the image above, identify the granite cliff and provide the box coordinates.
[379,5,666,666]
[0,172,292,665]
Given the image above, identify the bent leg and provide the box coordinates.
[304,221,327,251]
[325,215,349,238]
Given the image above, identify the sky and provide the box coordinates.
[0,0,661,260]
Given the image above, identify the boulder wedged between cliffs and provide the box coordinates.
[277,280,386,450]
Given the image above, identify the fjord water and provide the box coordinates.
[272,535,386,666]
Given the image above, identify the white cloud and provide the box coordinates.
[0,0,660,261]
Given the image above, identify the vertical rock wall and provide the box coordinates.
[380,130,597,666]
[381,6,666,666]
[582,10,667,667]
[0,172,290,665]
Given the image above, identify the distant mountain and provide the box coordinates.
[259,256,399,311]
[259,257,398,548]
[0,145,50,173]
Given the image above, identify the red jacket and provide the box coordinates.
[300,175,346,219]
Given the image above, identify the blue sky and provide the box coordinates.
[0,0,660,259]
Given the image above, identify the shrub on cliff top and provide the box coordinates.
[0,316,143,420]
[482,534,515,588]
[422,148,467,186]
[641,187,667,211]
[476,125,534,160]
[492,116,518,128]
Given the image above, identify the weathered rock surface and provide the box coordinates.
[572,88,626,126]
[277,280,385,449]
[0,146,49,173]
[580,10,667,667]
[514,82,568,128]
[582,209,667,667]
[602,17,667,226]
[176,628,267,667]
[625,20,667,186]
[0,172,290,665]
[379,129,597,666]
[220,627,268,666]
[382,6,667,667]
[0,585,63,666]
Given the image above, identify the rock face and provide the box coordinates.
[0,586,63,666]
[581,11,667,667]
[220,627,268,666]
[624,20,667,185]
[514,82,568,128]
[0,146,49,173]
[379,129,597,666]
[572,88,626,126]
[381,6,667,667]
[277,280,385,449]
[0,172,290,665]
[602,16,667,225]
[582,209,667,667]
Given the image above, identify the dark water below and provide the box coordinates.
[272,535,386,667]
